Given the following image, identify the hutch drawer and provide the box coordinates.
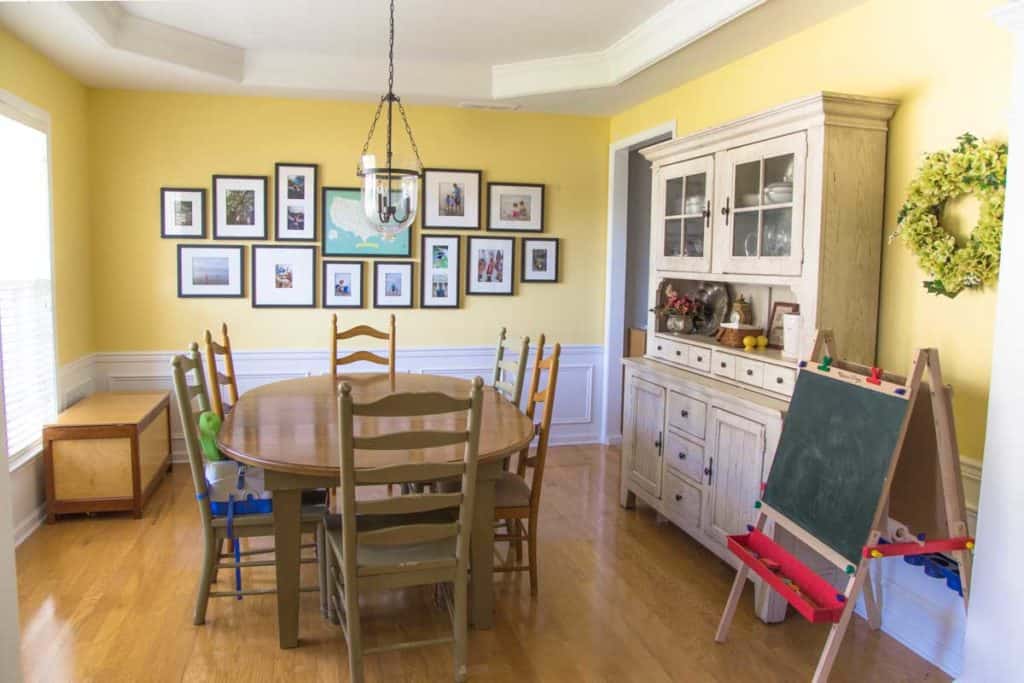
[665,429,705,484]
[668,390,707,439]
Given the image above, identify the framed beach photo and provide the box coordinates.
[322,186,411,257]
[466,237,514,296]
[421,235,460,308]
[422,168,481,230]
[177,245,245,298]
[251,245,316,308]
[323,261,364,308]
[488,182,544,232]
[275,163,317,241]
[521,238,558,283]
[374,261,414,308]
[766,301,800,349]
[213,175,267,239]
[161,188,205,238]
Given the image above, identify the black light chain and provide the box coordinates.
[397,98,424,172]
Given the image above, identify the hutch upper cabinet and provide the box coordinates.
[654,155,714,273]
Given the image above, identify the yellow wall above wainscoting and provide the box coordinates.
[87,91,608,352]
[609,0,1011,460]
[0,27,93,364]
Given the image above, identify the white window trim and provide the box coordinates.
[0,89,60,474]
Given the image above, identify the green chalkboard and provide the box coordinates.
[764,370,909,564]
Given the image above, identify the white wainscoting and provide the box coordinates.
[91,344,605,462]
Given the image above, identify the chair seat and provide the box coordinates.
[494,471,531,509]
[323,510,458,576]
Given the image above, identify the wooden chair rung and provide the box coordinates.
[354,430,469,451]
[356,492,462,516]
[357,522,459,546]
[363,636,455,655]
[335,350,389,366]
[354,461,465,485]
[336,324,389,341]
[354,391,471,417]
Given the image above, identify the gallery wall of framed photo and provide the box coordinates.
[163,163,560,311]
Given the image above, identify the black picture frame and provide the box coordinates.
[274,162,318,242]
[321,186,413,257]
[373,261,415,309]
[161,187,206,239]
[176,244,245,298]
[420,234,460,309]
[322,260,365,309]
[465,236,515,296]
[251,245,317,308]
[487,181,545,232]
[521,237,559,283]
[421,168,482,230]
[212,174,268,240]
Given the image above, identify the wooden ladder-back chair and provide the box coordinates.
[324,378,484,683]
[493,335,561,595]
[492,326,529,406]
[170,343,325,625]
[204,323,239,420]
[331,314,396,383]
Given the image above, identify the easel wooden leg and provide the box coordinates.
[715,512,765,643]
[861,564,881,630]
[813,561,870,683]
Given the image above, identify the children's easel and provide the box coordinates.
[714,330,973,682]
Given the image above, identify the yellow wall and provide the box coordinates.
[0,28,93,364]
[609,0,1011,459]
[87,91,608,352]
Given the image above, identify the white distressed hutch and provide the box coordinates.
[620,92,897,620]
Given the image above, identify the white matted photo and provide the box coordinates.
[421,235,460,308]
[323,260,364,308]
[374,261,414,308]
[488,182,544,232]
[422,168,481,229]
[177,245,244,298]
[275,162,317,241]
[466,236,514,296]
[161,187,205,238]
[252,245,316,308]
[521,238,559,282]
[213,174,267,239]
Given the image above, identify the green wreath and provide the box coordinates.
[892,133,1007,298]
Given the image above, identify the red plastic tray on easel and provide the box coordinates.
[727,529,846,624]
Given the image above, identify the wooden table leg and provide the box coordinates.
[273,488,302,649]
[470,461,500,628]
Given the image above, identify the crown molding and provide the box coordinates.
[490,0,765,98]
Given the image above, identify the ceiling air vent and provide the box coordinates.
[458,102,522,111]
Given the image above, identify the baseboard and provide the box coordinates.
[14,503,46,547]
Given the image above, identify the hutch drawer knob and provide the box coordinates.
[746,369,754,376]
[657,345,662,351]
[675,350,681,356]
[776,377,784,384]
[680,409,688,418]
[720,362,727,368]
[696,355,703,362]
[675,494,683,502]
[678,452,686,460]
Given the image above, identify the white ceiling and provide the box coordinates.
[0,0,868,115]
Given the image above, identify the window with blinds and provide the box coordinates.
[0,108,57,462]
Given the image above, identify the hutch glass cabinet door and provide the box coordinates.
[654,156,713,273]
[716,132,806,276]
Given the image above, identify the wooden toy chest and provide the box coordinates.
[43,392,172,522]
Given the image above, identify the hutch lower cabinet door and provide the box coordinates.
[622,376,666,501]
[703,407,767,547]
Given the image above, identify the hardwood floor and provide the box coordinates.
[16,445,948,682]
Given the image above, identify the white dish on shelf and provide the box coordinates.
[764,182,793,203]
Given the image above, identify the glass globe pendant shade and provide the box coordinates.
[360,154,419,239]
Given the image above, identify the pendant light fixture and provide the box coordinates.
[357,0,423,238]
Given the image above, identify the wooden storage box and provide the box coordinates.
[43,392,172,522]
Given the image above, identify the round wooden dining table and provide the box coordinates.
[217,372,535,649]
